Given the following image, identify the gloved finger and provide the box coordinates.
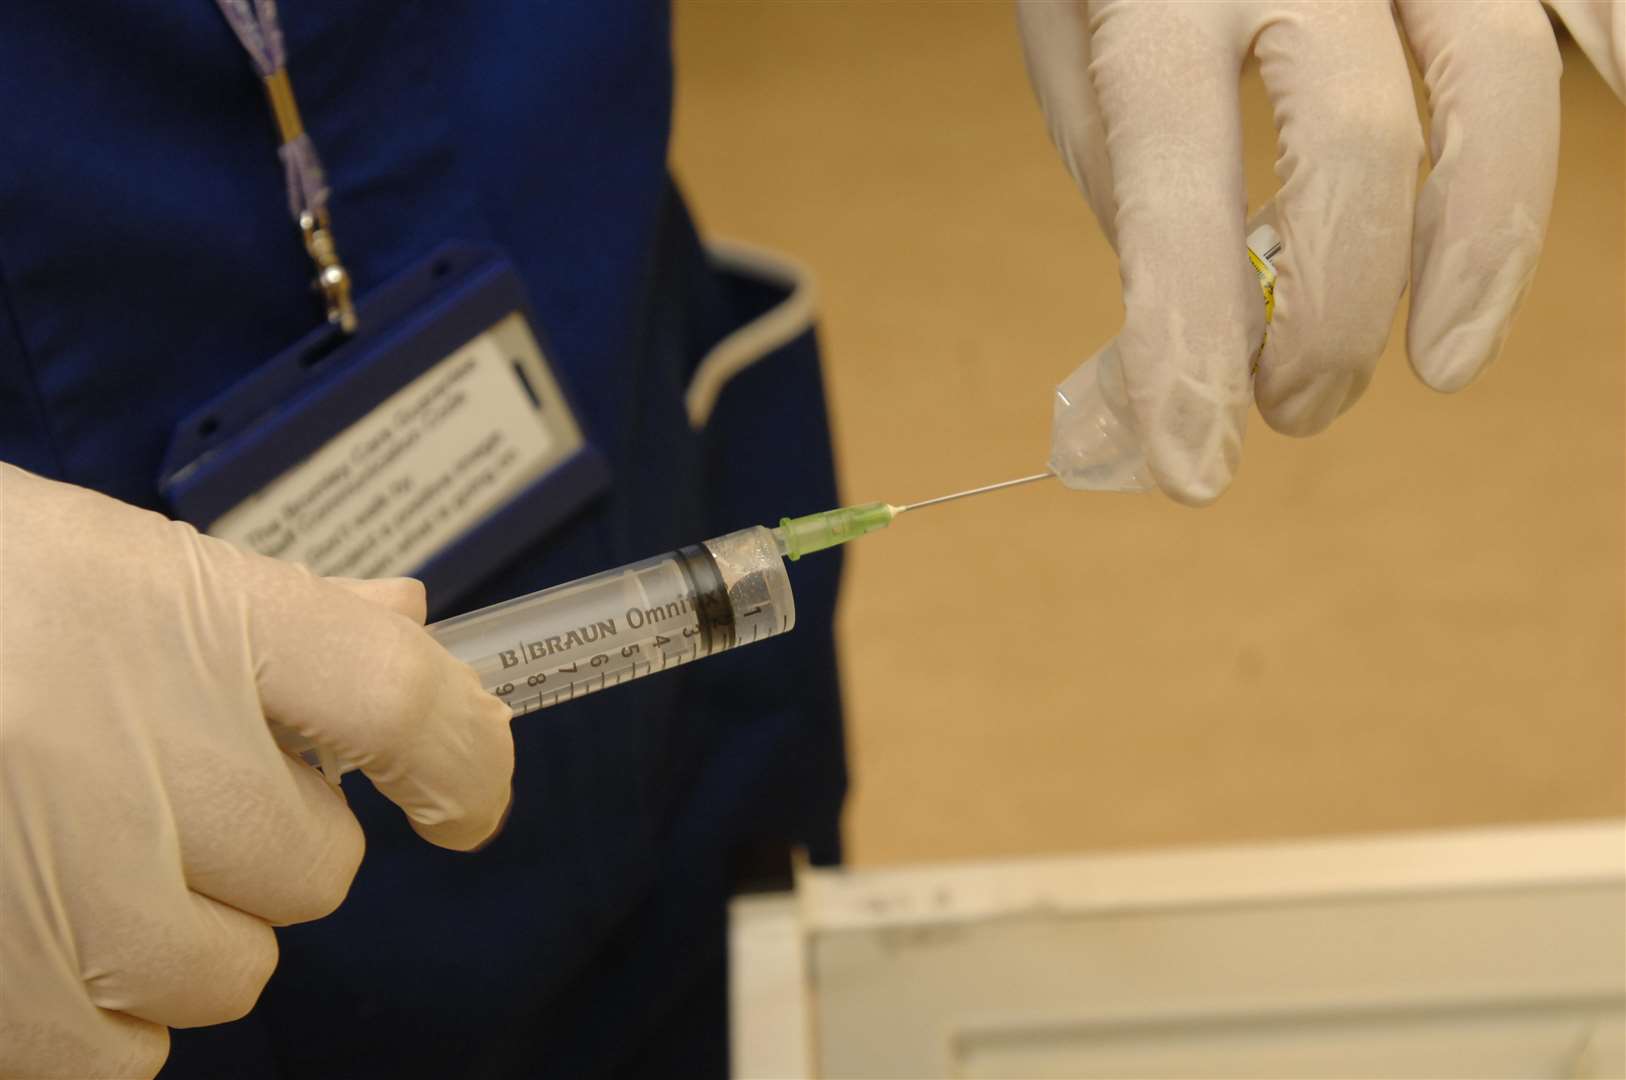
[1,743,170,1078]
[327,576,428,624]
[1250,2,1422,435]
[1397,0,1562,392]
[80,890,278,1029]
[1082,0,1259,505]
[1545,0,1626,100]
[232,543,514,851]
[14,740,285,1029]
[0,969,167,1080]
[1016,0,1119,244]
[162,739,366,925]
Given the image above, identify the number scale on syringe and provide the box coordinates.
[444,538,792,717]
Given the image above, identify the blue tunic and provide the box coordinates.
[0,4,846,1076]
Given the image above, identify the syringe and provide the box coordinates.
[279,226,1277,775]
[275,472,1055,774]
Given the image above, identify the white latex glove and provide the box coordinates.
[1021,0,1625,506]
[0,465,514,1079]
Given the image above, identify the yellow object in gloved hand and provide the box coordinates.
[1019,0,1623,506]
[0,465,514,1079]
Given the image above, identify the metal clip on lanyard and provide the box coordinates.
[217,1,357,332]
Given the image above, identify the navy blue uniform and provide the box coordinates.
[0,4,846,1076]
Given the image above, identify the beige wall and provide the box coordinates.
[671,2,1625,866]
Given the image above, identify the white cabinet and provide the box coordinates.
[731,821,1626,1079]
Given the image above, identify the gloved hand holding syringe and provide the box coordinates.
[282,225,1280,777]
[276,474,1054,777]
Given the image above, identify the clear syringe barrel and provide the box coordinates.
[433,525,794,716]
[275,526,793,771]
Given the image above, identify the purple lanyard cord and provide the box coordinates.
[216,0,356,331]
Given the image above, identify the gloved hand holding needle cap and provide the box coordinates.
[1021,0,1625,506]
[0,464,514,1079]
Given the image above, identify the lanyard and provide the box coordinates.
[216,0,357,332]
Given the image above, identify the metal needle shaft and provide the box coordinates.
[897,471,1055,514]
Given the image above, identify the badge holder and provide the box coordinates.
[159,243,611,614]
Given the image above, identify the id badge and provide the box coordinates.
[158,244,610,614]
